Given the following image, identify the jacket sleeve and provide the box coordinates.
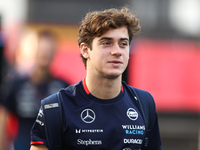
[147,113,162,150]
[30,106,48,148]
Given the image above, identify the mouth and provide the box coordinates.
[108,60,123,66]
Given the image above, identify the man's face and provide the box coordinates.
[86,26,130,79]
[36,37,55,69]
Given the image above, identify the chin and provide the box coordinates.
[104,72,122,79]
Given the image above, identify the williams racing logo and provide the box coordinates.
[126,108,138,121]
[122,125,145,135]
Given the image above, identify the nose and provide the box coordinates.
[110,44,122,56]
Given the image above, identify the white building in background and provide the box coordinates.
[169,0,200,37]
[131,0,200,38]
[0,0,28,34]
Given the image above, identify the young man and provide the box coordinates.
[30,7,162,150]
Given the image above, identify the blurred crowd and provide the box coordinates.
[0,28,69,150]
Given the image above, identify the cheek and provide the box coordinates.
[127,53,130,60]
[124,53,130,67]
[90,51,104,65]
[96,51,106,60]
[124,50,130,60]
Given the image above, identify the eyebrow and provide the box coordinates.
[99,37,129,42]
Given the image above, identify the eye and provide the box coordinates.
[120,41,128,48]
[103,42,109,45]
[102,41,111,46]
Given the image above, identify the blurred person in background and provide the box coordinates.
[0,29,69,150]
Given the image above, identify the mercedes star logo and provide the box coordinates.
[81,109,96,123]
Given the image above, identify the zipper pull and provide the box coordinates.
[134,96,138,100]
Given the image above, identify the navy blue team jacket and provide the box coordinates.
[31,79,162,150]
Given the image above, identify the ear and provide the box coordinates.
[80,43,90,59]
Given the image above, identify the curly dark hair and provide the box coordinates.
[78,7,141,68]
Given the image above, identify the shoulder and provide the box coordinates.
[59,80,82,97]
[122,81,155,105]
[122,81,150,95]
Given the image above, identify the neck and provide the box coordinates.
[85,75,122,99]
